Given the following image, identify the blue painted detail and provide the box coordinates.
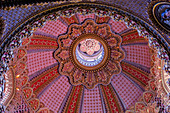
[0,4,48,40]
[75,46,105,67]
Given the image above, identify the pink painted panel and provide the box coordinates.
[37,19,67,37]
[27,51,56,76]
[108,19,127,33]
[39,76,71,112]
[122,45,151,68]
[82,87,104,113]
[77,13,95,23]
[111,74,143,109]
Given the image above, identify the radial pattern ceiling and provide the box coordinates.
[0,2,169,113]
[5,12,155,113]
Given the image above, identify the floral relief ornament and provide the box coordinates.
[54,19,125,89]
[80,39,100,55]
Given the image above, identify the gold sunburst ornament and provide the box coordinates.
[54,19,125,89]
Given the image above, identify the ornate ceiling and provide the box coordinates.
[0,0,169,113]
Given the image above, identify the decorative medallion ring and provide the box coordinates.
[70,33,110,71]
[54,19,125,89]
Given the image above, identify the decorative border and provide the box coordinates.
[1,67,15,107]
[0,2,169,52]
[0,17,5,40]
[62,85,84,113]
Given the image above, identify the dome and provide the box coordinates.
[0,1,169,113]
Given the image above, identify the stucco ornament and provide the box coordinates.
[54,19,125,89]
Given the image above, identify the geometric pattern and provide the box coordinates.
[108,19,127,33]
[82,86,104,113]
[24,12,152,112]
[27,51,56,76]
[77,13,96,23]
[121,29,147,45]
[39,76,71,112]
[0,0,150,43]
[54,19,125,89]
[29,64,59,93]
[37,20,67,37]
[100,85,123,112]
[111,74,143,109]
[122,45,151,68]
[3,9,156,112]
[62,85,84,112]
[121,61,150,87]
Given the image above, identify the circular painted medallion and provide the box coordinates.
[70,34,109,70]
[76,38,105,67]
[54,19,125,89]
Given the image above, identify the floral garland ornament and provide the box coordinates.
[54,19,125,89]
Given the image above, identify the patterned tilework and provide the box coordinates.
[77,13,96,23]
[108,19,128,33]
[96,0,150,23]
[122,45,151,68]
[30,65,59,94]
[0,5,47,40]
[0,0,151,42]
[27,51,56,76]
[82,87,103,113]
[39,76,71,112]
[37,19,67,37]
[111,74,143,109]
[34,30,58,39]
[121,61,150,87]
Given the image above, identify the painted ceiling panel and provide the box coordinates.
[39,76,71,112]
[122,45,151,68]
[111,74,143,109]
[0,2,168,113]
[37,19,68,37]
[108,19,128,33]
[26,51,56,76]
[82,86,104,113]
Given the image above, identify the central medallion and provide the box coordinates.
[71,34,109,70]
[76,38,104,67]
[54,19,125,89]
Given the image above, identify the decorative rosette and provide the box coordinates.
[80,39,100,55]
[54,19,125,89]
